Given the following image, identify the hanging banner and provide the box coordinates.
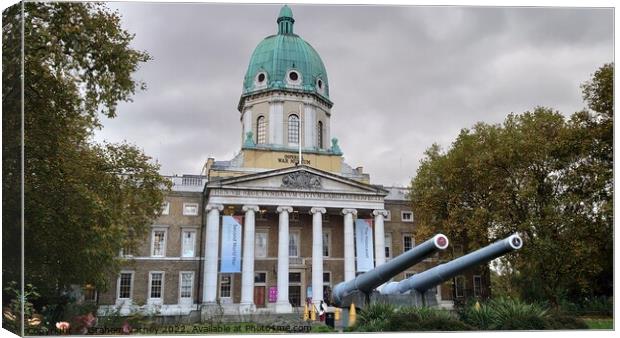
[220,215,242,273]
[355,218,374,272]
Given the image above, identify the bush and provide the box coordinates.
[354,304,473,332]
[558,296,613,317]
[459,298,549,330]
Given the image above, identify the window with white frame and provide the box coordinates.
[149,272,164,300]
[254,272,267,284]
[151,229,167,257]
[181,230,196,257]
[401,211,413,222]
[289,232,299,257]
[183,203,199,216]
[322,230,331,257]
[473,275,482,297]
[219,274,232,299]
[403,234,414,252]
[322,213,330,223]
[256,116,266,144]
[255,231,268,258]
[317,121,324,148]
[455,276,465,298]
[323,272,331,286]
[120,245,133,258]
[161,201,170,215]
[180,272,194,300]
[118,272,133,299]
[384,233,392,259]
[288,114,300,144]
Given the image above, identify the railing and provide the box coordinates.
[164,175,208,192]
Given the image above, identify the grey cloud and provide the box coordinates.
[93,3,613,185]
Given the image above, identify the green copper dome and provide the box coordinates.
[241,5,331,103]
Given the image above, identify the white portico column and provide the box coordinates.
[311,207,326,308]
[275,206,293,313]
[373,209,388,268]
[240,205,259,313]
[342,209,357,282]
[203,204,223,303]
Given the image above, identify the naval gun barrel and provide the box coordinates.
[381,233,523,295]
[332,233,449,307]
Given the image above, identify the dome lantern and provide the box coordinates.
[277,5,295,35]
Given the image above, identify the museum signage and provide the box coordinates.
[355,218,375,272]
[220,216,242,272]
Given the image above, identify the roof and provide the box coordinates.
[241,6,330,102]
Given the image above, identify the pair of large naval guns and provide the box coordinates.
[331,233,523,309]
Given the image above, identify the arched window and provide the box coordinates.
[288,114,299,144]
[317,121,323,148]
[256,116,266,144]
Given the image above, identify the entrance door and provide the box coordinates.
[254,286,266,308]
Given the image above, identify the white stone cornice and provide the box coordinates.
[277,206,293,213]
[242,205,260,212]
[205,204,224,211]
[373,209,389,217]
[310,207,326,214]
[342,208,358,216]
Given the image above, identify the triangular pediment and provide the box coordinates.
[207,165,388,196]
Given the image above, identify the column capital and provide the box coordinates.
[373,209,389,217]
[341,208,357,216]
[310,207,326,215]
[242,205,260,212]
[277,206,293,213]
[205,204,224,212]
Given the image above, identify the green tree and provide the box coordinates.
[410,64,613,304]
[2,2,170,308]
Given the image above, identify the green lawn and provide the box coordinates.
[582,318,613,330]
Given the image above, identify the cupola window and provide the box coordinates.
[258,73,266,82]
[286,69,302,86]
[256,116,266,144]
[288,114,300,144]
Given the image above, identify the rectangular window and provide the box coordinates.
[149,272,163,299]
[322,213,330,223]
[183,203,199,216]
[455,276,465,298]
[385,233,392,259]
[405,272,416,279]
[323,272,331,286]
[180,272,194,299]
[151,229,167,257]
[254,272,267,284]
[181,230,196,257]
[289,232,299,257]
[403,234,414,252]
[161,201,170,215]
[219,275,232,298]
[118,273,132,299]
[322,230,330,257]
[401,211,413,222]
[255,231,268,258]
[473,275,482,297]
[120,245,132,258]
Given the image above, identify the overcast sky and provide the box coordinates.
[92,3,613,186]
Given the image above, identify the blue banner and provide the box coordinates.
[355,219,374,272]
[220,216,242,273]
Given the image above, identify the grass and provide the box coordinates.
[582,317,613,330]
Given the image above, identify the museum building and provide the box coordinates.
[97,6,489,316]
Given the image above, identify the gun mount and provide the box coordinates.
[331,234,449,308]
